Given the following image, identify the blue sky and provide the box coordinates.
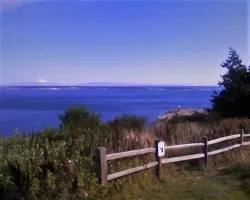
[1,0,248,85]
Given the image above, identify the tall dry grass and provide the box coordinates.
[106,118,250,199]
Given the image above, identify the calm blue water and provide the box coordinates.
[0,86,217,136]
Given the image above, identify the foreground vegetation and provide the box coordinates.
[134,161,250,200]
[1,48,250,199]
[0,108,250,199]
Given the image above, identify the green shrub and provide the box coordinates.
[59,106,102,131]
[107,114,146,131]
[0,134,108,200]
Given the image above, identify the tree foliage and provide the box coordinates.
[209,47,250,118]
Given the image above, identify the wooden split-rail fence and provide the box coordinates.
[95,125,250,185]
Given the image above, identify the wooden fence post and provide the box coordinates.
[96,147,108,185]
[239,124,244,148]
[155,139,164,179]
[202,136,208,168]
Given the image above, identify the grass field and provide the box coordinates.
[125,162,250,200]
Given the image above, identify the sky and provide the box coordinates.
[0,0,249,85]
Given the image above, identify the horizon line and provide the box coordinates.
[0,82,219,87]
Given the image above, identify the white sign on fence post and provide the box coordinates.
[157,141,165,157]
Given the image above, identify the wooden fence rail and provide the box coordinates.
[95,125,250,185]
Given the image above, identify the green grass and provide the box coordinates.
[126,162,250,200]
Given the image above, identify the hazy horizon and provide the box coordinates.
[1,1,248,85]
[0,81,218,87]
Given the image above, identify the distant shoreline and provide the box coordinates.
[0,85,219,91]
[158,108,207,120]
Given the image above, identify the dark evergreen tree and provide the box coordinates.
[209,47,250,118]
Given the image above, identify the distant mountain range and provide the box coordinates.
[0,82,64,86]
[0,82,218,87]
